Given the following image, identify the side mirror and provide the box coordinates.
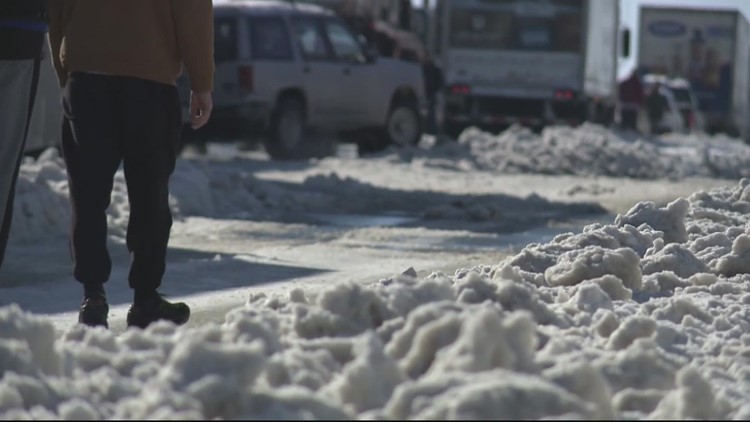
[621,28,631,59]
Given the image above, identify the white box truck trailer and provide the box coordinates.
[637,6,750,139]
[428,0,620,136]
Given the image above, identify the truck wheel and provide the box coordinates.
[385,103,421,147]
[265,96,306,160]
[356,102,421,154]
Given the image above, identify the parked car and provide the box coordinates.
[178,0,426,159]
[641,73,704,134]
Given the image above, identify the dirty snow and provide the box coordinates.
[388,124,750,180]
[3,124,750,419]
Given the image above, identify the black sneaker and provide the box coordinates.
[126,294,190,329]
[79,297,109,328]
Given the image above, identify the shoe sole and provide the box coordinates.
[126,309,190,329]
[79,307,109,329]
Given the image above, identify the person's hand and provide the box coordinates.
[190,91,213,129]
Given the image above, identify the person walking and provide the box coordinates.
[48,0,215,329]
[646,82,669,135]
[422,55,445,138]
[0,0,49,273]
[618,70,645,131]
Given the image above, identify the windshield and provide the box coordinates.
[448,0,582,52]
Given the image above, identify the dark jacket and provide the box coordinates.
[646,90,669,120]
[423,61,444,98]
[618,73,645,106]
[0,0,48,60]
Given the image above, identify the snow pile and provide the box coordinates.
[402,124,750,180]
[9,151,298,244]
[4,180,750,419]
[9,150,607,247]
[11,124,750,245]
[10,151,73,242]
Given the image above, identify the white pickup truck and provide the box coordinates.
[179,0,427,159]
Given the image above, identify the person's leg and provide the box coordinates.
[623,109,637,130]
[114,76,188,328]
[0,59,39,270]
[426,95,437,135]
[61,73,123,298]
[116,77,180,295]
[648,116,658,135]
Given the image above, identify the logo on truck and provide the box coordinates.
[648,20,687,37]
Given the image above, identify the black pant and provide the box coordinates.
[61,72,181,292]
[621,109,638,130]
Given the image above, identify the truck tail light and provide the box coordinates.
[450,84,471,95]
[238,65,254,94]
[554,89,575,100]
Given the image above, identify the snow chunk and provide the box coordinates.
[543,362,615,419]
[569,282,613,313]
[716,234,750,276]
[593,310,620,338]
[57,398,99,420]
[544,246,642,290]
[612,388,665,414]
[588,275,632,301]
[429,308,538,374]
[597,339,682,392]
[651,366,718,419]
[158,338,266,419]
[263,347,340,391]
[323,333,403,412]
[389,304,463,378]
[615,199,689,244]
[650,297,713,325]
[642,243,708,278]
[607,316,657,350]
[0,305,59,375]
[384,370,595,420]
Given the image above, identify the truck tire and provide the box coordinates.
[357,101,421,154]
[265,96,306,160]
[385,102,422,147]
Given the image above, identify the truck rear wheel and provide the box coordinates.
[385,103,421,147]
[265,96,306,160]
[357,101,422,154]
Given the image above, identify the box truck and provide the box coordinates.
[637,6,750,139]
[427,0,620,136]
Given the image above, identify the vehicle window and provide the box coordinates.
[249,17,293,60]
[323,20,364,62]
[214,16,238,62]
[449,9,513,49]
[671,88,693,106]
[291,18,333,61]
[448,0,582,52]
